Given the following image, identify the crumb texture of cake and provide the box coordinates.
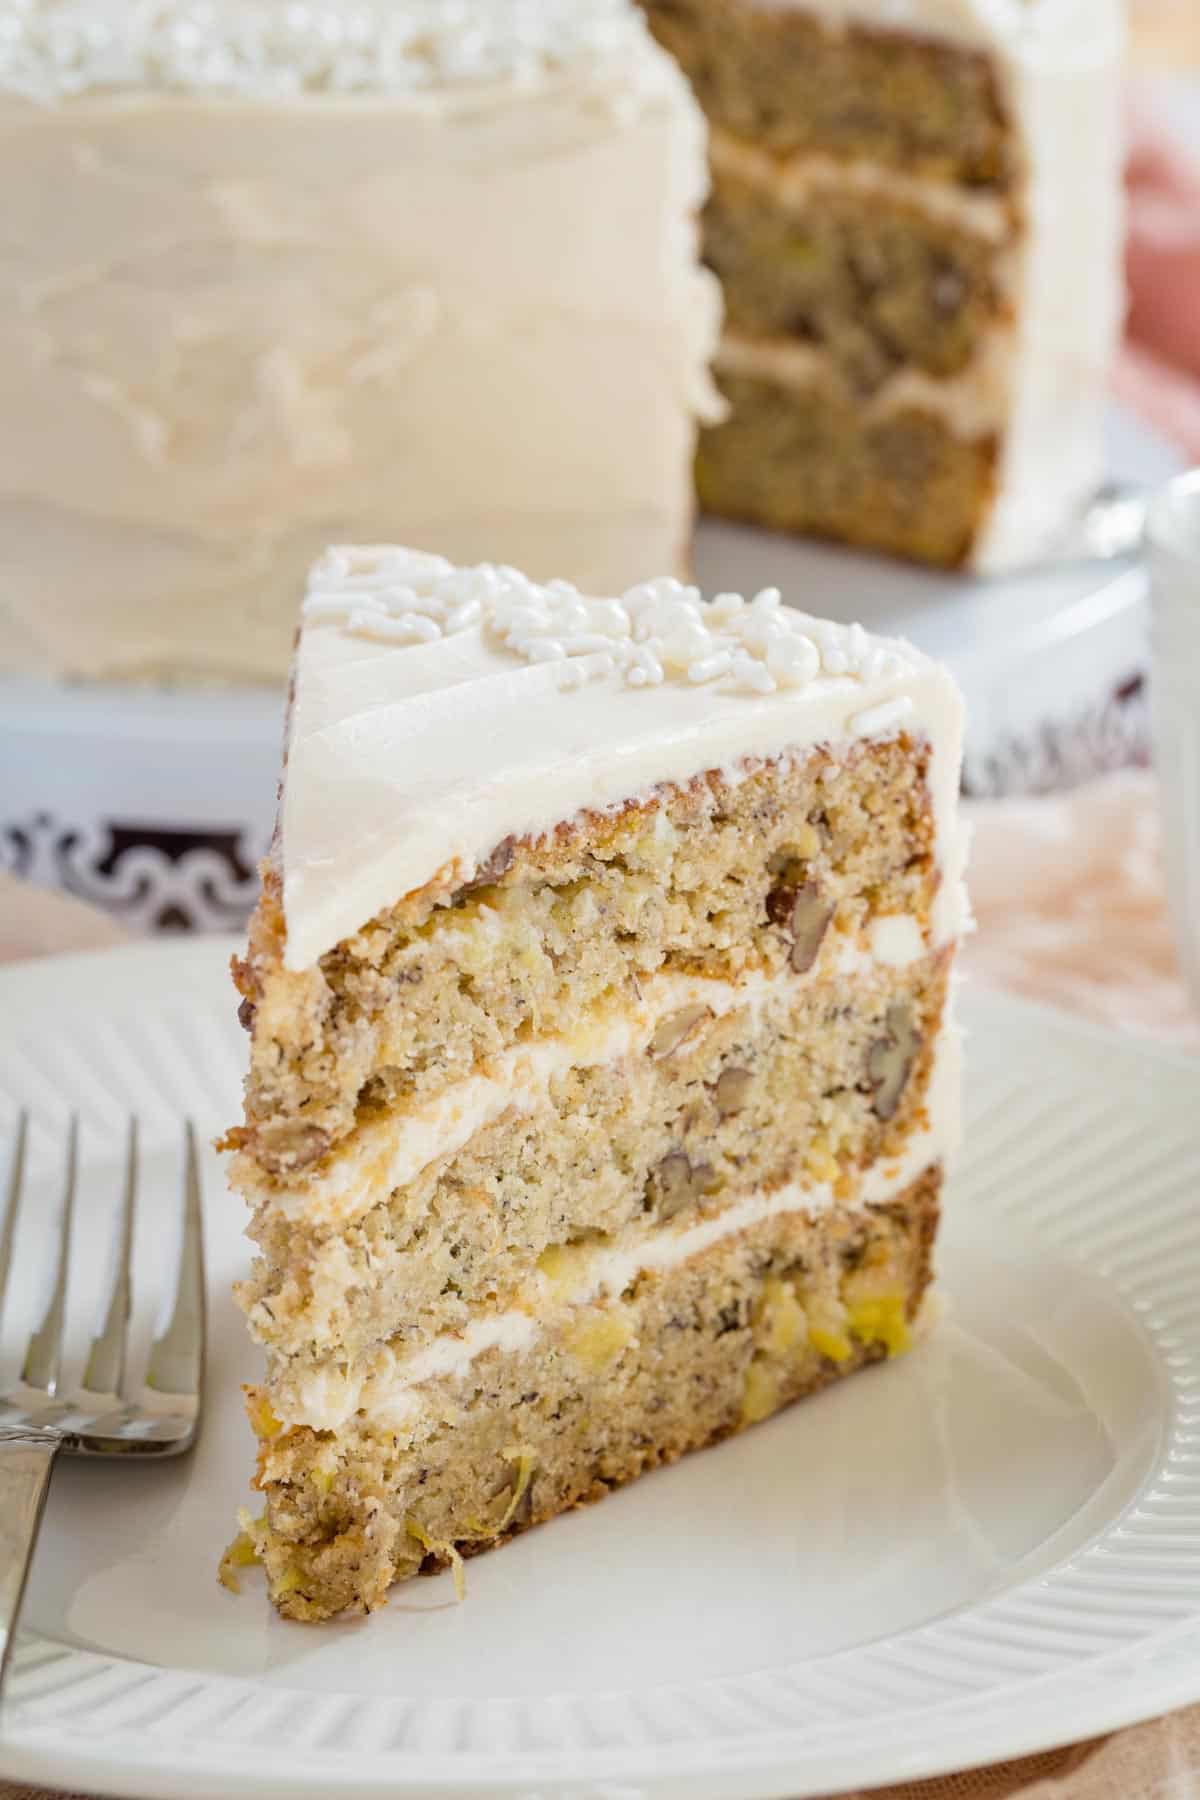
[697,362,999,567]
[642,0,1125,570]
[235,731,940,1177]
[227,546,968,1619]
[240,952,951,1375]
[248,1168,940,1621]
[0,1,719,682]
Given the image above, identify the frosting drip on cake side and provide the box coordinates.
[281,548,968,971]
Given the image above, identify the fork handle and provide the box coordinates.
[0,1427,60,1702]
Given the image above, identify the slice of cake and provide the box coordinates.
[0,2,719,683]
[642,0,1125,570]
[226,546,967,1620]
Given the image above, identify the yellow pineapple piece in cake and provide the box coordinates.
[247,1390,283,1440]
[803,1140,841,1186]
[538,1241,591,1297]
[846,1293,912,1358]
[740,1357,782,1426]
[566,1305,635,1372]
[844,1245,913,1357]
[756,1274,808,1357]
[805,1287,853,1363]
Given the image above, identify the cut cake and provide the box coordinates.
[225,547,967,1619]
[642,0,1125,569]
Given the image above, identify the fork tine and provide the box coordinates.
[21,1114,78,1395]
[82,1116,137,1396]
[145,1121,206,1399]
[0,1110,28,1327]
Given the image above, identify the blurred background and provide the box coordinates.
[1132,0,1198,65]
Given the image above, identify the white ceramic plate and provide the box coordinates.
[1,938,1199,1800]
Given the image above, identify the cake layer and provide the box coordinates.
[232,733,944,1183]
[242,1166,940,1619]
[643,0,1014,186]
[241,951,950,1372]
[706,153,1011,386]
[697,362,997,567]
[273,554,965,973]
[241,929,934,1229]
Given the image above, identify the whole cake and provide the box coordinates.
[224,546,967,1620]
[642,0,1125,569]
[0,2,719,682]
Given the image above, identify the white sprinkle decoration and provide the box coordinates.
[397,613,442,643]
[347,609,441,644]
[687,650,733,685]
[708,592,745,623]
[304,547,919,707]
[301,595,360,623]
[0,0,659,103]
[766,633,820,689]
[850,696,915,737]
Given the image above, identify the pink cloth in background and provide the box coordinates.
[1118,109,1200,458]
[965,771,1199,1052]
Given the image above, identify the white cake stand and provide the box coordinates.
[1,406,1182,935]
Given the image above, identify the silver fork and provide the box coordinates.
[0,1111,206,1701]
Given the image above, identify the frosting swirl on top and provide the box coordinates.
[0,0,654,102]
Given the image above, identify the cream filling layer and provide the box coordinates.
[710,129,1014,245]
[716,327,1015,442]
[281,1009,960,1433]
[249,912,930,1227]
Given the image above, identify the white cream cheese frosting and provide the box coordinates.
[0,2,719,682]
[245,935,932,1226]
[282,1006,963,1432]
[709,131,1014,243]
[281,546,968,970]
[742,0,1126,572]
